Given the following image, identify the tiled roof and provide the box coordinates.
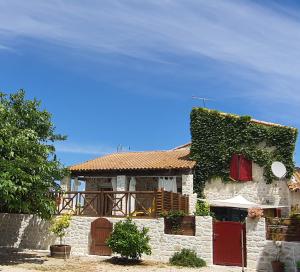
[288,168,300,191]
[70,148,195,172]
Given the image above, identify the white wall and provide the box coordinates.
[0,213,212,264]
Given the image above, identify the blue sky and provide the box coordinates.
[0,0,299,166]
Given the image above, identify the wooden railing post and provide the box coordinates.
[125,192,128,217]
[153,189,157,217]
[128,192,131,216]
[161,189,164,212]
[186,195,189,214]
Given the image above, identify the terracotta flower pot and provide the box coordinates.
[50,245,71,259]
[271,260,284,272]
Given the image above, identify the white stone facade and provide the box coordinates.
[204,162,291,215]
[0,213,212,264]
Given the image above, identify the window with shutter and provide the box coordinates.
[230,154,252,182]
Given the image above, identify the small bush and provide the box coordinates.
[169,249,206,268]
[194,200,211,216]
[106,218,151,260]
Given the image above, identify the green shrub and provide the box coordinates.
[107,218,151,259]
[169,248,206,267]
[296,260,300,269]
[194,200,211,216]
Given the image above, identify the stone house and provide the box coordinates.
[60,146,197,216]
[58,112,299,220]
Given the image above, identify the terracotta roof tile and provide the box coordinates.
[69,148,195,172]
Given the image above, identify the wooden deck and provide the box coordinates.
[54,189,189,217]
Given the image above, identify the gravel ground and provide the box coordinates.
[0,248,251,272]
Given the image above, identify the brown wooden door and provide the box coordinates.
[213,221,246,267]
[90,218,112,256]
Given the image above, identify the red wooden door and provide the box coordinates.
[90,218,112,256]
[213,221,246,267]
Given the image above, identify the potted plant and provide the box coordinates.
[248,207,264,219]
[49,214,72,259]
[296,260,300,272]
[271,230,284,272]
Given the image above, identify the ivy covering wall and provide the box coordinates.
[190,108,298,196]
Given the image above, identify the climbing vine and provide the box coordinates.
[190,108,298,196]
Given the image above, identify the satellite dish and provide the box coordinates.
[271,161,287,179]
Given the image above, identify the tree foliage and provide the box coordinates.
[49,214,72,244]
[190,108,298,196]
[0,90,67,219]
[194,200,211,216]
[107,218,151,259]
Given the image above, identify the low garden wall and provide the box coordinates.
[0,213,213,264]
[246,217,300,271]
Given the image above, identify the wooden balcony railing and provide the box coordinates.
[54,190,189,218]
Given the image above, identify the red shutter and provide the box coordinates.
[230,154,239,181]
[230,154,252,182]
[239,155,252,181]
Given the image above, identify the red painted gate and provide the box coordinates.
[90,218,112,256]
[213,221,246,267]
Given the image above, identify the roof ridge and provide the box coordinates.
[196,108,296,129]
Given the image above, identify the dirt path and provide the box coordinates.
[0,249,249,272]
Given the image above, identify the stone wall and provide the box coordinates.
[204,162,291,215]
[0,213,212,264]
[0,213,56,249]
[246,217,300,272]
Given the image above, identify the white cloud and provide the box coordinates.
[1,0,300,104]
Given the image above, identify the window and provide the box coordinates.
[230,154,252,181]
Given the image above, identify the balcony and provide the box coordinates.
[54,189,189,218]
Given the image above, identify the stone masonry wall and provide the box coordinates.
[0,213,212,264]
[246,217,300,272]
[205,162,291,216]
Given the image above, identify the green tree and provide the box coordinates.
[0,90,67,219]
